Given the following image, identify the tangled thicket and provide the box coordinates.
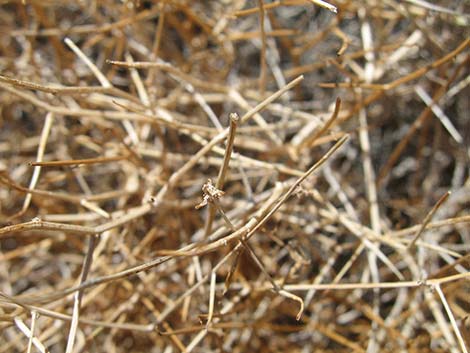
[0,1,469,352]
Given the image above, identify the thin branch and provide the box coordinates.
[407,191,451,250]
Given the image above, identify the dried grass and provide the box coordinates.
[0,1,469,352]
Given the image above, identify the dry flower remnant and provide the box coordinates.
[195,179,225,210]
[0,1,469,352]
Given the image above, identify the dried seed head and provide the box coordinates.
[195,179,225,209]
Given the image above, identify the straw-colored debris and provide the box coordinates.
[0,1,469,352]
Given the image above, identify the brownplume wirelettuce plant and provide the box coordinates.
[0,1,469,352]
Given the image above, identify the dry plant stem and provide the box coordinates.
[80,199,110,219]
[12,135,348,308]
[319,38,469,90]
[238,76,303,124]
[8,304,155,333]
[146,3,165,85]
[29,155,128,167]
[303,245,339,305]
[165,132,304,176]
[223,246,243,294]
[129,57,223,131]
[231,0,330,17]
[185,330,207,353]
[107,60,228,93]
[125,51,150,108]
[64,37,111,88]
[280,272,469,291]
[11,7,160,37]
[65,235,97,353]
[387,214,470,238]
[3,78,305,303]
[157,246,243,325]
[176,134,349,257]
[185,286,253,352]
[407,191,451,250]
[414,85,463,144]
[205,195,283,297]
[215,114,240,190]
[231,0,283,17]
[0,174,132,204]
[204,113,239,236]
[227,29,298,41]
[292,20,338,57]
[404,0,468,17]
[111,99,216,134]
[241,135,349,244]
[309,190,403,269]
[2,4,468,351]
[0,219,95,238]
[303,97,341,150]
[227,90,283,145]
[205,271,217,329]
[328,206,404,280]
[239,237,280,292]
[422,286,460,353]
[150,76,303,207]
[331,242,365,285]
[445,74,470,100]
[209,199,234,232]
[377,57,467,185]
[285,41,405,78]
[2,198,463,286]
[26,311,38,353]
[358,97,380,352]
[0,74,113,95]
[0,83,171,125]
[5,274,468,330]
[257,0,267,94]
[13,318,47,353]
[326,211,462,262]
[307,0,338,13]
[233,0,338,16]
[434,284,468,353]
[178,78,224,132]
[158,326,207,336]
[0,238,55,262]
[429,254,470,280]
[14,112,54,219]
[237,163,254,201]
[278,290,304,320]
[333,27,350,56]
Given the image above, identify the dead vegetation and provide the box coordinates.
[0,0,469,352]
